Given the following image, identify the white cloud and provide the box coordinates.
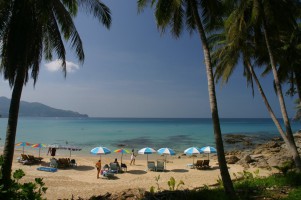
[45,59,79,73]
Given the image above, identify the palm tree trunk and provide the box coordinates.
[188,0,236,197]
[247,63,289,142]
[1,68,26,189]
[262,18,301,170]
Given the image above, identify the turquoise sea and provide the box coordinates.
[0,117,301,155]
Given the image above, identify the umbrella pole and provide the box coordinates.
[70,149,71,157]
[121,153,123,164]
[39,148,41,157]
[23,146,24,154]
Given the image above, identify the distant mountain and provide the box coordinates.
[0,96,89,118]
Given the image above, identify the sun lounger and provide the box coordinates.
[58,158,70,168]
[195,160,204,169]
[121,163,127,172]
[202,160,210,169]
[156,160,165,171]
[20,154,34,165]
[50,158,58,168]
[102,170,115,179]
[69,159,77,167]
[109,162,119,173]
[28,155,43,163]
[147,161,156,171]
[195,159,210,169]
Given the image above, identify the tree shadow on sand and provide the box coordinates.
[127,170,147,175]
[170,169,189,173]
[72,165,94,171]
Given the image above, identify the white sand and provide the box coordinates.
[10,149,273,200]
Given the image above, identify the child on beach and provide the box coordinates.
[130,149,136,165]
[95,159,101,179]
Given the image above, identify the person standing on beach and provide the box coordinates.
[130,149,136,165]
[95,160,101,179]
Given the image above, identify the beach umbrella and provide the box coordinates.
[15,142,32,154]
[157,147,176,169]
[199,146,217,160]
[138,147,156,162]
[184,147,201,164]
[91,146,111,158]
[114,148,130,164]
[31,143,47,157]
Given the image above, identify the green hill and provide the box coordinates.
[0,96,88,118]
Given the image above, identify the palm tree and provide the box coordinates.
[138,0,236,197]
[210,29,288,142]
[0,0,111,188]
[216,0,301,170]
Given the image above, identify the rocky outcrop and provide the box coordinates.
[225,131,301,170]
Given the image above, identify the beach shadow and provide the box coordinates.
[101,176,120,180]
[170,169,189,173]
[127,170,147,175]
[72,165,94,171]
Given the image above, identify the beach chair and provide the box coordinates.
[201,160,210,169]
[69,159,77,167]
[147,161,156,171]
[20,154,34,165]
[109,163,119,173]
[121,163,127,172]
[50,158,58,168]
[102,170,115,179]
[195,160,204,169]
[156,160,165,172]
[58,158,70,168]
[28,155,43,163]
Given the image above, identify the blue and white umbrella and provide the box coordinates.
[157,147,176,170]
[91,146,111,158]
[200,146,217,160]
[184,147,201,164]
[138,147,156,162]
[157,147,176,156]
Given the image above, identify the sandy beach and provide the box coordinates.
[10,148,273,200]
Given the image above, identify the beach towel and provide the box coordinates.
[37,167,57,172]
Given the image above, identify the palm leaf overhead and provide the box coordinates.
[0,0,111,188]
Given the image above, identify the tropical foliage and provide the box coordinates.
[210,0,301,170]
[0,0,111,188]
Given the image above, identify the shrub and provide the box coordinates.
[0,155,47,199]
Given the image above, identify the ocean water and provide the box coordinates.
[0,117,300,155]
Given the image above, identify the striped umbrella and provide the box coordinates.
[31,143,47,157]
[184,147,201,164]
[91,146,111,158]
[114,148,130,164]
[199,146,217,160]
[15,142,32,154]
[138,147,156,162]
[157,147,176,169]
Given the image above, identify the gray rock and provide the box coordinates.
[226,155,240,164]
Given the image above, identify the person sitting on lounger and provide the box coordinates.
[113,158,120,168]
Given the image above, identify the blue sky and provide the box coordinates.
[0,1,298,118]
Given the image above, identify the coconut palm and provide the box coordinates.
[0,0,111,188]
[210,28,288,142]
[138,0,236,197]
[216,0,301,170]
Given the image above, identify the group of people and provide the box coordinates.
[95,149,136,179]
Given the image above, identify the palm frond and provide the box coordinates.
[77,0,111,29]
